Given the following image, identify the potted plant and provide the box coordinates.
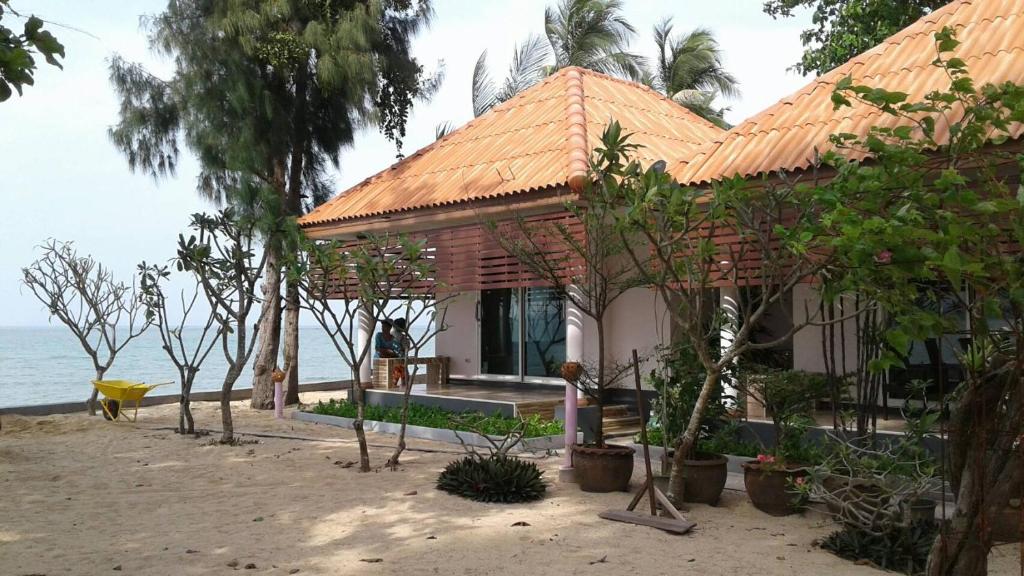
[641,344,730,505]
[737,367,828,516]
[492,143,644,494]
[561,360,636,492]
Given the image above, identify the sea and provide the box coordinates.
[0,325,433,408]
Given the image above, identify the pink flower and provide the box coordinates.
[795,477,806,486]
[756,454,775,464]
[875,249,893,264]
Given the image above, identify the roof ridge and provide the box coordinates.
[564,68,589,191]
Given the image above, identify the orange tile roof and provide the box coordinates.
[672,0,1024,186]
[299,67,723,228]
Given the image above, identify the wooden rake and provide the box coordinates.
[598,349,696,535]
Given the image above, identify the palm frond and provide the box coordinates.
[496,34,551,102]
[435,121,454,140]
[472,50,499,117]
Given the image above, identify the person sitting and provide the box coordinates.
[375,319,403,358]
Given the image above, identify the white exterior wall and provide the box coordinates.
[791,283,859,375]
[435,292,480,378]
[604,287,672,389]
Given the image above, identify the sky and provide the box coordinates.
[0,0,814,326]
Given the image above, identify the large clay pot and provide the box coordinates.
[681,453,729,505]
[573,444,635,492]
[742,461,808,516]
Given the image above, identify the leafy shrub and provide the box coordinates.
[436,455,546,503]
[821,520,937,575]
[639,419,761,458]
[310,400,563,438]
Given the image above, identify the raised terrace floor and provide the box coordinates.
[337,381,570,419]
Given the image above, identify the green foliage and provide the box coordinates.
[821,521,938,575]
[436,455,546,503]
[642,419,760,458]
[109,0,434,209]
[311,399,564,438]
[737,367,828,462]
[0,1,64,101]
[649,19,737,127]
[763,0,945,76]
[646,343,730,449]
[544,0,643,81]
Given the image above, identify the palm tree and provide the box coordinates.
[469,0,642,117]
[544,0,642,80]
[649,19,739,128]
[471,34,551,118]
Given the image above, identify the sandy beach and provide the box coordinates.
[1,394,1018,576]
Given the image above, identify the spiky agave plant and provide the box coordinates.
[437,455,546,503]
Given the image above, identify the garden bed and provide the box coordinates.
[295,400,571,452]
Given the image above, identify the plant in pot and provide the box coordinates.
[736,367,828,516]
[489,138,643,493]
[800,394,943,574]
[641,343,732,505]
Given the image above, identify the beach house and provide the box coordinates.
[298,0,1024,424]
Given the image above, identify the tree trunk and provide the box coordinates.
[220,365,244,444]
[251,249,282,409]
[281,61,308,408]
[387,358,417,469]
[179,372,195,435]
[667,369,721,507]
[352,372,370,472]
[88,367,105,416]
[594,318,605,446]
[283,277,300,405]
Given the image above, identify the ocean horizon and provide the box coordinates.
[0,324,433,408]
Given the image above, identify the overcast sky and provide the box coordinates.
[0,1,813,326]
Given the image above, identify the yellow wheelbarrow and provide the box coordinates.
[91,380,172,422]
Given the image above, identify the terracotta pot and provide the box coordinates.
[573,444,635,492]
[742,461,808,516]
[680,452,728,505]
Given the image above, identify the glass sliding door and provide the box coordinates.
[480,288,520,376]
[524,287,566,377]
[480,287,566,380]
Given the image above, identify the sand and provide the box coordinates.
[1,394,1019,576]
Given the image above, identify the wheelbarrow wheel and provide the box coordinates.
[102,399,120,420]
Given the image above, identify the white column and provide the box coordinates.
[356,304,372,384]
[562,288,584,474]
[719,286,740,408]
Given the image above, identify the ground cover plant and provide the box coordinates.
[311,400,563,438]
[436,455,547,503]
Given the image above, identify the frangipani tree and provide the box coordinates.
[491,135,643,446]
[22,240,150,415]
[818,28,1024,576]
[599,122,837,506]
[176,209,268,444]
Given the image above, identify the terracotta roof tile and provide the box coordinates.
[300,67,723,228]
[672,0,1024,185]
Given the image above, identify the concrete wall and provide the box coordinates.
[604,286,671,388]
[436,292,480,378]
[791,284,860,375]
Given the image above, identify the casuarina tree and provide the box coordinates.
[108,0,438,409]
